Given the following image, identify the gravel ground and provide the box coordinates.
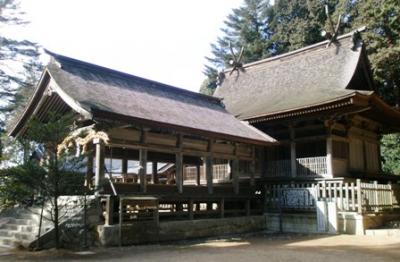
[1,233,400,262]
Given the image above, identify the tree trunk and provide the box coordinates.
[54,195,59,249]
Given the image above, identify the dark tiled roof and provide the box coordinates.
[45,52,274,144]
[214,32,374,120]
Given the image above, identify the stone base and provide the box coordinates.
[97,215,267,246]
[338,212,400,235]
[265,213,319,233]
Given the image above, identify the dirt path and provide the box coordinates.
[1,233,400,261]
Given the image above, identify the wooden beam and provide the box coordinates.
[176,152,183,194]
[139,148,148,193]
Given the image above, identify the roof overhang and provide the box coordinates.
[91,108,276,146]
[8,68,92,137]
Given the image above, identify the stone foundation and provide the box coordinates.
[98,215,267,246]
[265,213,319,233]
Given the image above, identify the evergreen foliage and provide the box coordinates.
[0,0,43,158]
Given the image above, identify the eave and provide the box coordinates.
[8,68,92,138]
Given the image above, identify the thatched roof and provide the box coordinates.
[214,30,376,121]
[10,51,275,145]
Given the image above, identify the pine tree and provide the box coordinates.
[201,0,274,95]
[0,0,43,160]
[270,0,340,53]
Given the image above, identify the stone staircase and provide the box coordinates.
[0,196,94,249]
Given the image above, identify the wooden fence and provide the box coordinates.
[265,179,400,214]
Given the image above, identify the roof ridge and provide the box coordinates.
[224,27,366,72]
[44,49,222,104]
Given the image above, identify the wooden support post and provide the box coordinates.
[206,155,213,194]
[86,149,94,188]
[94,139,105,191]
[245,199,251,216]
[326,135,334,177]
[196,164,201,186]
[232,158,239,195]
[220,198,225,218]
[188,199,194,220]
[289,125,297,178]
[356,179,362,214]
[122,158,128,182]
[139,148,148,193]
[119,198,123,247]
[152,161,158,184]
[176,152,183,194]
[250,146,256,186]
[105,196,115,225]
[260,147,266,178]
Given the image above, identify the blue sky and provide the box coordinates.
[4,0,244,92]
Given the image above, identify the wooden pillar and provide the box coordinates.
[152,161,158,184]
[196,163,201,186]
[245,199,251,216]
[94,138,105,190]
[188,199,194,220]
[206,155,213,194]
[232,158,239,194]
[289,125,297,178]
[105,196,115,225]
[122,158,128,182]
[260,147,266,178]
[139,148,148,193]
[250,146,256,186]
[86,150,94,188]
[176,152,183,194]
[220,198,225,218]
[326,135,334,177]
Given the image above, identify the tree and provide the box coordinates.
[381,134,400,175]
[201,0,274,95]
[24,112,85,249]
[270,0,340,53]
[0,0,43,159]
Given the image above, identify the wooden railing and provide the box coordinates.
[265,179,400,213]
[266,156,328,178]
[297,157,327,177]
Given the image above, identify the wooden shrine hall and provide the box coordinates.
[9,50,276,226]
[8,28,400,244]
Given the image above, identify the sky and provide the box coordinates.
[4,0,244,92]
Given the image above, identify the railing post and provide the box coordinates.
[388,182,394,210]
[356,179,362,214]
